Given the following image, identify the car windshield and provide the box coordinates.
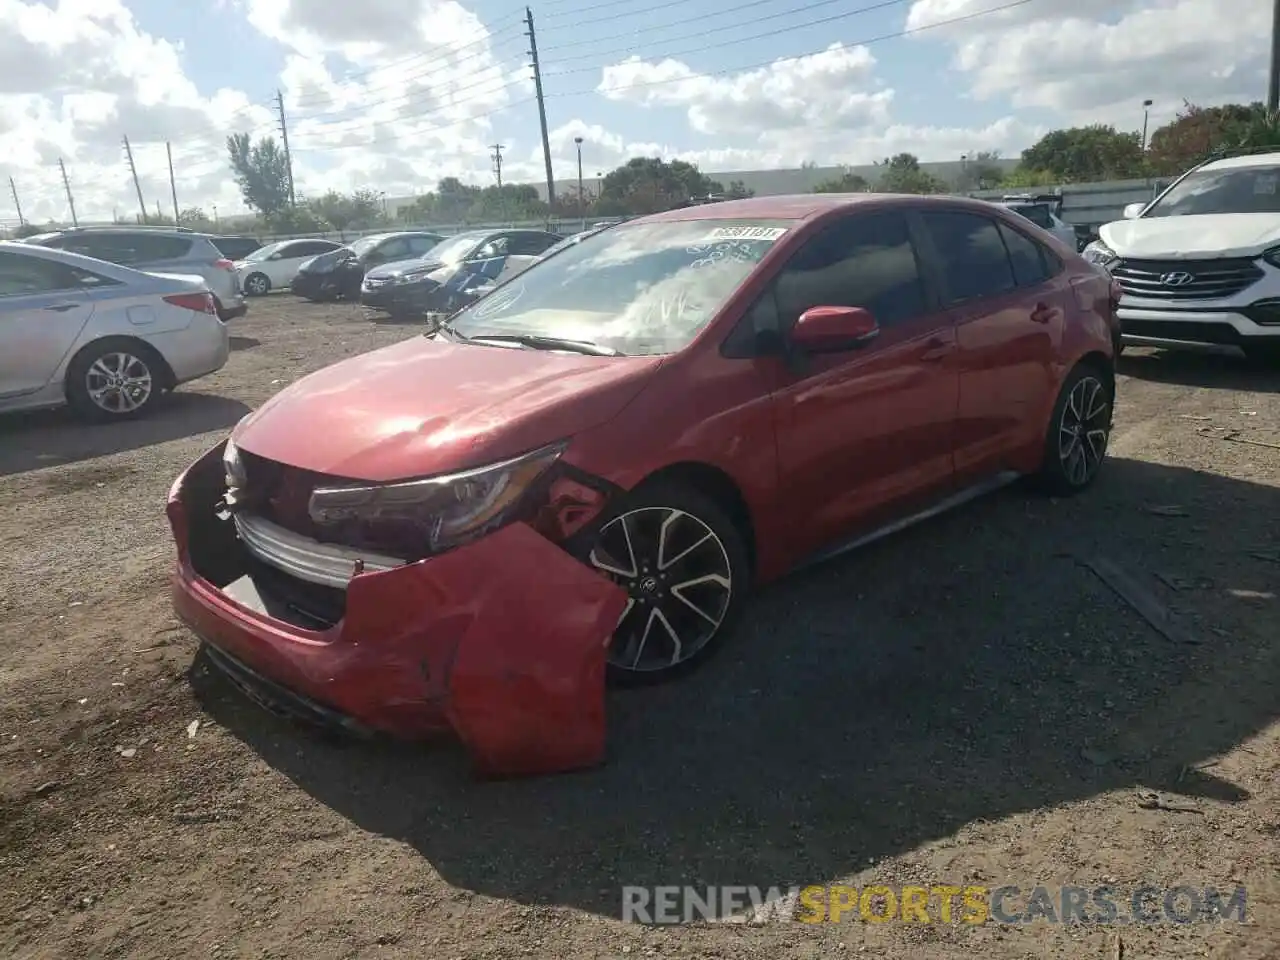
[347,236,382,256]
[428,233,486,263]
[1003,203,1053,228]
[447,218,794,356]
[243,242,281,261]
[1143,164,1280,217]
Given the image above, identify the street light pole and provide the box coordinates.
[1141,99,1154,190]
[574,136,585,232]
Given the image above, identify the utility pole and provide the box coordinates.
[491,143,505,187]
[524,7,555,208]
[58,158,78,227]
[1269,0,1280,111]
[9,177,24,226]
[123,135,146,222]
[166,141,180,223]
[275,90,297,208]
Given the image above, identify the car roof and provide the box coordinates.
[0,239,146,278]
[632,193,1017,224]
[1200,152,1280,171]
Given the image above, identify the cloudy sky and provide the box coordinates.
[0,0,1270,224]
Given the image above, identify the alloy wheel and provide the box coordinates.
[588,506,733,673]
[1058,375,1109,486]
[246,274,269,295]
[86,352,153,415]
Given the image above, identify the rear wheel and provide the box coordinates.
[1030,362,1112,496]
[65,338,166,423]
[244,272,271,296]
[585,483,750,685]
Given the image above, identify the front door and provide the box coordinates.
[765,210,960,559]
[916,210,1064,481]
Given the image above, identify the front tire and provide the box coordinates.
[1030,362,1113,496]
[584,483,750,685]
[244,272,271,296]
[65,338,165,423]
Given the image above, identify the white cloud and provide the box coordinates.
[0,0,1271,228]
[905,0,1270,127]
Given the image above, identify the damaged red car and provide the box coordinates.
[168,194,1118,777]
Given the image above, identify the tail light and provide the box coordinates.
[214,258,235,271]
[164,292,217,315]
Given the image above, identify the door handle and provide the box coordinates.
[1030,302,1054,324]
[44,302,80,312]
[919,336,953,361]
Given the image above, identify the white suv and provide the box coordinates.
[1083,151,1280,362]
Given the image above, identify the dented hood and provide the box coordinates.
[233,334,662,481]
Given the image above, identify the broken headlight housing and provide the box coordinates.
[306,441,566,556]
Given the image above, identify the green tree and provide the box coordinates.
[813,171,871,193]
[1000,166,1060,188]
[13,222,45,239]
[265,204,330,234]
[1020,125,1143,182]
[1147,101,1280,176]
[308,189,387,230]
[596,157,723,215]
[725,180,755,199]
[177,207,214,230]
[956,151,1005,190]
[226,133,292,217]
[874,153,946,194]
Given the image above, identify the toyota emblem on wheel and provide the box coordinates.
[1160,271,1196,286]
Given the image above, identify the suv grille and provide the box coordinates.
[1111,257,1263,301]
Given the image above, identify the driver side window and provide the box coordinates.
[773,212,928,332]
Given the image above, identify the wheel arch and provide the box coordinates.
[64,334,176,397]
[630,460,758,576]
[1075,349,1115,405]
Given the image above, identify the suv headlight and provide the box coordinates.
[306,442,566,555]
[1082,240,1118,268]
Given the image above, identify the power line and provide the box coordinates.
[546,0,1039,83]
[542,0,904,56]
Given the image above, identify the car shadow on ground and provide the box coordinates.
[0,391,249,478]
[1120,346,1280,394]
[229,336,261,351]
[192,455,1279,920]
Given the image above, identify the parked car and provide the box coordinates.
[1084,148,1280,362]
[167,194,1116,776]
[359,229,560,319]
[210,236,263,261]
[997,196,1079,250]
[28,226,247,322]
[290,232,444,302]
[0,241,229,422]
[236,238,344,296]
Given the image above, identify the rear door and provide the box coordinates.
[916,209,1066,482]
[764,209,960,557]
[0,251,104,397]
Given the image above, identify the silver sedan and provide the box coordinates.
[0,241,230,422]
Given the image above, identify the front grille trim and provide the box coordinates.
[1112,257,1263,302]
[234,512,406,589]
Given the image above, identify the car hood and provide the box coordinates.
[366,257,447,279]
[233,334,664,482]
[1100,214,1280,259]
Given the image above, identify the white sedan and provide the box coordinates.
[0,241,229,422]
[235,238,344,296]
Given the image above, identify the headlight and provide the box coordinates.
[394,271,436,285]
[223,437,247,486]
[1082,240,1118,268]
[306,441,566,555]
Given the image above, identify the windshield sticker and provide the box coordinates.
[469,282,524,319]
[1254,175,1277,195]
[701,225,787,242]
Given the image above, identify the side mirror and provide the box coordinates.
[1122,202,1146,219]
[791,306,879,353]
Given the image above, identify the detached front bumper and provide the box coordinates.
[167,444,628,778]
[360,278,441,315]
[291,273,337,299]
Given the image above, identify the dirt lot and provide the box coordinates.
[1,296,1278,959]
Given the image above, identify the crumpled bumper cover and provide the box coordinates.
[167,448,628,778]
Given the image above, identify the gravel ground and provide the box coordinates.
[1,296,1278,960]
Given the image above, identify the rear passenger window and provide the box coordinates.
[920,211,1015,304]
[997,222,1052,287]
[130,234,193,260]
[773,211,927,328]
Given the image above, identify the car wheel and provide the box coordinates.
[1030,361,1113,496]
[65,337,166,423]
[584,482,750,685]
[244,272,271,296]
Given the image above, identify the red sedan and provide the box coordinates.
[168,194,1119,777]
